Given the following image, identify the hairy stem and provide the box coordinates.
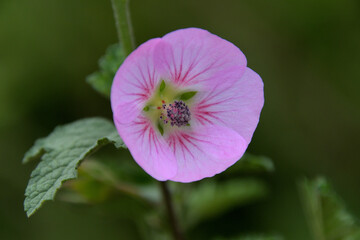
[110,0,135,56]
[159,181,185,240]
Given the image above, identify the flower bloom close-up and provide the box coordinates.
[111,28,264,182]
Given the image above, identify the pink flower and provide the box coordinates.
[111,28,264,182]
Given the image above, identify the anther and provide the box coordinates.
[159,100,191,127]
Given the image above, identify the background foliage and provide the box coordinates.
[1,0,359,239]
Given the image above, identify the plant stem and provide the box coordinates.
[110,0,135,56]
[159,181,185,240]
[110,1,182,238]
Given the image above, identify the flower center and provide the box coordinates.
[160,100,191,127]
[142,80,197,135]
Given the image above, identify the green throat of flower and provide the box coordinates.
[143,80,197,135]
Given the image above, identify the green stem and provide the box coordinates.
[110,0,135,56]
[109,2,183,239]
[159,181,185,240]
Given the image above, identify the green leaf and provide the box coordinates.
[86,44,125,98]
[227,153,275,174]
[159,80,166,93]
[299,177,360,240]
[184,178,268,228]
[157,122,164,136]
[214,235,284,240]
[23,117,126,217]
[178,91,197,101]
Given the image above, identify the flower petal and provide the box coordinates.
[154,28,247,88]
[111,38,162,124]
[114,116,177,181]
[111,28,264,183]
[192,67,264,143]
[167,125,247,182]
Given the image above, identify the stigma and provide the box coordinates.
[160,100,191,127]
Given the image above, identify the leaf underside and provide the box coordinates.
[23,117,125,217]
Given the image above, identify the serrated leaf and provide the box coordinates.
[23,117,126,217]
[86,44,125,98]
[185,178,268,228]
[299,177,360,240]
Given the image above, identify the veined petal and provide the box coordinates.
[154,28,247,88]
[192,67,264,143]
[111,38,162,123]
[111,28,264,183]
[114,116,177,181]
[167,125,247,182]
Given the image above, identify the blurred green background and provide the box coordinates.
[1,0,359,239]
